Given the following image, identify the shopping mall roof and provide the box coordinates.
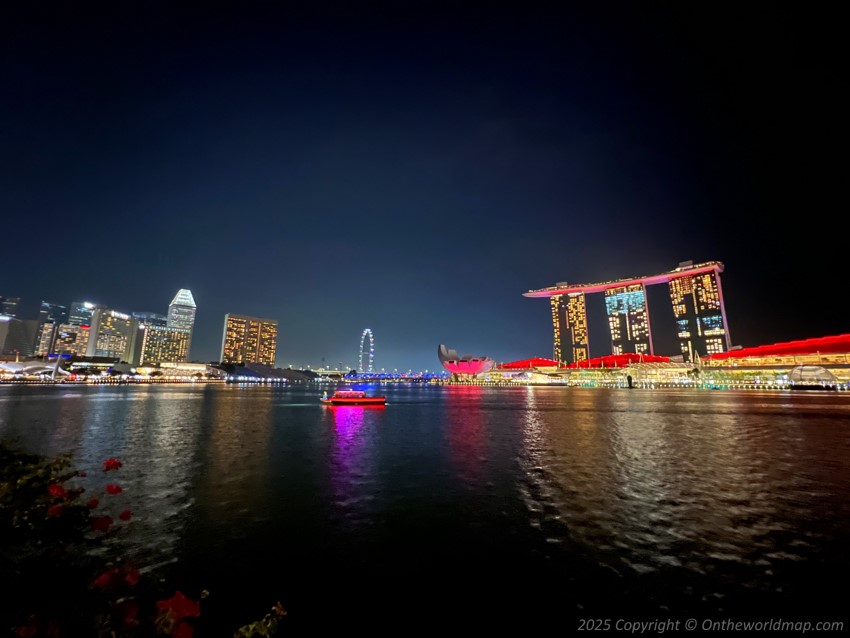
[497,358,561,370]
[566,353,671,369]
[706,334,850,360]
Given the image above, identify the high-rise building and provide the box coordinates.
[604,284,653,355]
[86,309,138,361]
[167,289,196,360]
[550,293,590,364]
[36,322,57,356]
[0,296,21,317]
[668,261,730,361]
[221,314,278,366]
[52,324,91,356]
[35,302,69,356]
[69,301,101,326]
[0,315,39,356]
[525,261,729,361]
[133,311,168,327]
[39,301,68,326]
[140,325,191,364]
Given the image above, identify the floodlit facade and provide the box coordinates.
[86,309,137,360]
[167,289,196,359]
[525,261,729,361]
[605,284,652,355]
[52,324,91,356]
[140,325,191,365]
[69,301,102,326]
[221,314,278,366]
[550,293,590,364]
[668,264,730,360]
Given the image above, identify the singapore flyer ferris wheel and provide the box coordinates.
[358,329,375,373]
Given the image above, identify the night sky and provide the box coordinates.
[1,2,845,370]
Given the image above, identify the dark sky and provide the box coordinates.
[1,2,845,370]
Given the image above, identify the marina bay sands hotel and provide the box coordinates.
[523,260,731,364]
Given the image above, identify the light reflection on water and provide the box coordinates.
[1,385,849,630]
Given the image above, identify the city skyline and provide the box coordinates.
[1,3,844,371]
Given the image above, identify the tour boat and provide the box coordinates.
[320,390,387,406]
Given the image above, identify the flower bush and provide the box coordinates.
[0,444,286,637]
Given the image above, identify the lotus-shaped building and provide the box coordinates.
[437,344,495,376]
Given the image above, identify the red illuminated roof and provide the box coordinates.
[706,334,850,360]
[523,261,724,297]
[498,357,561,370]
[566,353,671,368]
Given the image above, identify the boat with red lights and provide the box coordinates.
[320,390,386,406]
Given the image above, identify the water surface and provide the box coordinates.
[2,384,848,632]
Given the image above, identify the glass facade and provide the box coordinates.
[69,301,101,326]
[221,314,278,366]
[668,268,729,361]
[167,289,196,361]
[604,284,652,355]
[87,309,136,360]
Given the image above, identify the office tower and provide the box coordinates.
[39,301,68,326]
[140,326,191,364]
[167,289,196,360]
[668,262,731,361]
[52,324,91,356]
[69,301,101,326]
[0,316,39,356]
[86,309,137,361]
[36,322,58,356]
[35,302,69,355]
[604,284,653,355]
[221,314,278,366]
[0,296,21,317]
[133,311,168,327]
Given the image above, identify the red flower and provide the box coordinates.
[91,515,113,532]
[116,599,139,628]
[93,570,114,589]
[48,484,66,498]
[103,458,123,471]
[119,509,132,521]
[47,504,64,518]
[105,484,122,495]
[87,498,100,509]
[13,614,38,637]
[156,591,201,619]
[123,563,140,586]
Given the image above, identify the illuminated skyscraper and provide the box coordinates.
[221,314,278,366]
[86,309,137,360]
[52,324,91,356]
[133,311,167,327]
[550,296,562,362]
[550,293,590,364]
[668,261,730,360]
[0,296,21,317]
[69,301,102,326]
[140,325,191,364]
[35,302,69,356]
[604,284,652,355]
[39,301,68,326]
[525,261,729,360]
[167,289,196,360]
